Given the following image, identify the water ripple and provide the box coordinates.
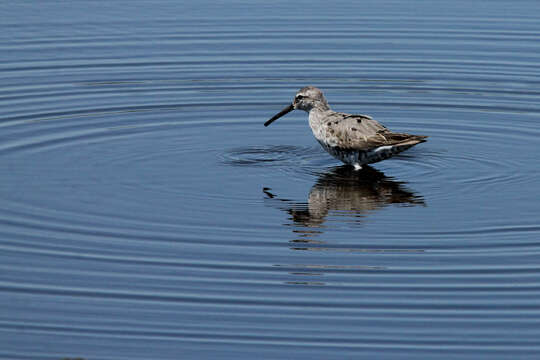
[2,2,540,359]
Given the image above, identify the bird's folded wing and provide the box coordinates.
[323,113,426,151]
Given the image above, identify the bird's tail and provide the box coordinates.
[391,135,427,154]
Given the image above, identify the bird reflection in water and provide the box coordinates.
[263,165,425,246]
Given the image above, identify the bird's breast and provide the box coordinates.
[309,111,338,146]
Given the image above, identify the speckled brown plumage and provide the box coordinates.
[265,86,427,169]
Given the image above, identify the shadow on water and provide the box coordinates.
[264,165,425,246]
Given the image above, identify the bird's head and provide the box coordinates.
[264,86,329,127]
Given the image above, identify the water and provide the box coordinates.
[2,1,540,359]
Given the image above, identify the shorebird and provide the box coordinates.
[264,86,427,169]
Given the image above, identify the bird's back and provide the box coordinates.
[311,110,427,167]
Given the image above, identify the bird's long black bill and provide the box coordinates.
[264,104,294,127]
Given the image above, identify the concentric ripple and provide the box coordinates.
[2,1,540,359]
[222,145,319,167]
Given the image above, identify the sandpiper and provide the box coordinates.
[264,86,427,169]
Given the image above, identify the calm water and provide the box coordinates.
[2,1,540,359]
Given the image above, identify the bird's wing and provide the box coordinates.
[322,113,426,150]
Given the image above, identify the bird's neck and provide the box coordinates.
[308,107,332,128]
[313,102,330,112]
[308,105,331,119]
[308,108,331,142]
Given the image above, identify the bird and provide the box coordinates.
[264,86,427,170]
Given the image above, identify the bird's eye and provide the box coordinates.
[295,95,304,101]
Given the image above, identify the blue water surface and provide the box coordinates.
[2,1,540,359]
